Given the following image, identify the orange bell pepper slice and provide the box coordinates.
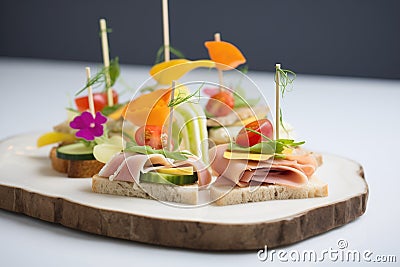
[123,89,172,127]
[204,41,246,71]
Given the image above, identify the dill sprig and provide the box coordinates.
[75,57,120,96]
[168,83,204,107]
[154,45,185,64]
[279,108,289,134]
[275,66,296,98]
[275,66,296,135]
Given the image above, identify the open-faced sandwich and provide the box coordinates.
[36,58,125,178]
[91,87,212,204]
[92,144,211,205]
[209,118,327,205]
[208,63,328,205]
[36,19,129,178]
[37,71,124,178]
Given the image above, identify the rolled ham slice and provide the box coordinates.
[98,152,133,177]
[209,144,320,188]
[99,152,211,186]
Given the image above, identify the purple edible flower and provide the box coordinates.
[69,111,107,141]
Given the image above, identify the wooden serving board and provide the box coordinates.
[0,134,368,250]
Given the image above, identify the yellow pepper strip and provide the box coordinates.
[37,132,77,147]
[204,41,246,71]
[150,59,215,85]
[157,166,194,175]
[223,151,273,161]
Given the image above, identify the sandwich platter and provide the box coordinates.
[0,133,368,250]
[1,3,369,250]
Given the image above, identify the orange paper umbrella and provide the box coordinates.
[123,88,172,127]
[204,41,246,71]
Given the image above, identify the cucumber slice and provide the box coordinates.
[56,143,95,161]
[175,102,209,165]
[189,102,209,164]
[140,171,198,185]
[176,103,201,156]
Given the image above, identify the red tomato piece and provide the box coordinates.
[75,89,118,112]
[135,125,167,149]
[235,119,274,147]
[205,90,235,117]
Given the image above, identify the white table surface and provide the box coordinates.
[0,57,399,266]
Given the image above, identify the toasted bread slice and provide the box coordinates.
[92,175,198,205]
[50,146,104,178]
[50,146,69,173]
[210,176,328,206]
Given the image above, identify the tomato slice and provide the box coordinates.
[75,89,118,112]
[235,119,273,147]
[205,90,235,117]
[135,125,166,149]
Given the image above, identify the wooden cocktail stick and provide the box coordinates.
[85,67,95,116]
[275,63,281,140]
[162,0,170,62]
[99,19,113,106]
[167,81,176,151]
[214,32,224,90]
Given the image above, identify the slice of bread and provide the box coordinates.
[210,176,328,206]
[92,175,198,205]
[50,146,69,173]
[50,146,104,178]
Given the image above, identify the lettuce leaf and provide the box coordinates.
[227,139,305,155]
[124,143,189,161]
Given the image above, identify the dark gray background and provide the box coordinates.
[1,0,399,79]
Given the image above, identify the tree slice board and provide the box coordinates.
[0,134,368,250]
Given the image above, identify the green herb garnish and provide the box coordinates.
[168,83,204,107]
[229,127,304,156]
[66,107,80,113]
[108,57,120,87]
[154,45,185,64]
[100,103,126,116]
[124,143,190,161]
[75,57,120,96]
[228,139,304,156]
[275,66,296,135]
[228,142,276,154]
[275,67,296,98]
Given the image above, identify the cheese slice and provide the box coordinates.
[157,166,194,175]
[223,151,273,161]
